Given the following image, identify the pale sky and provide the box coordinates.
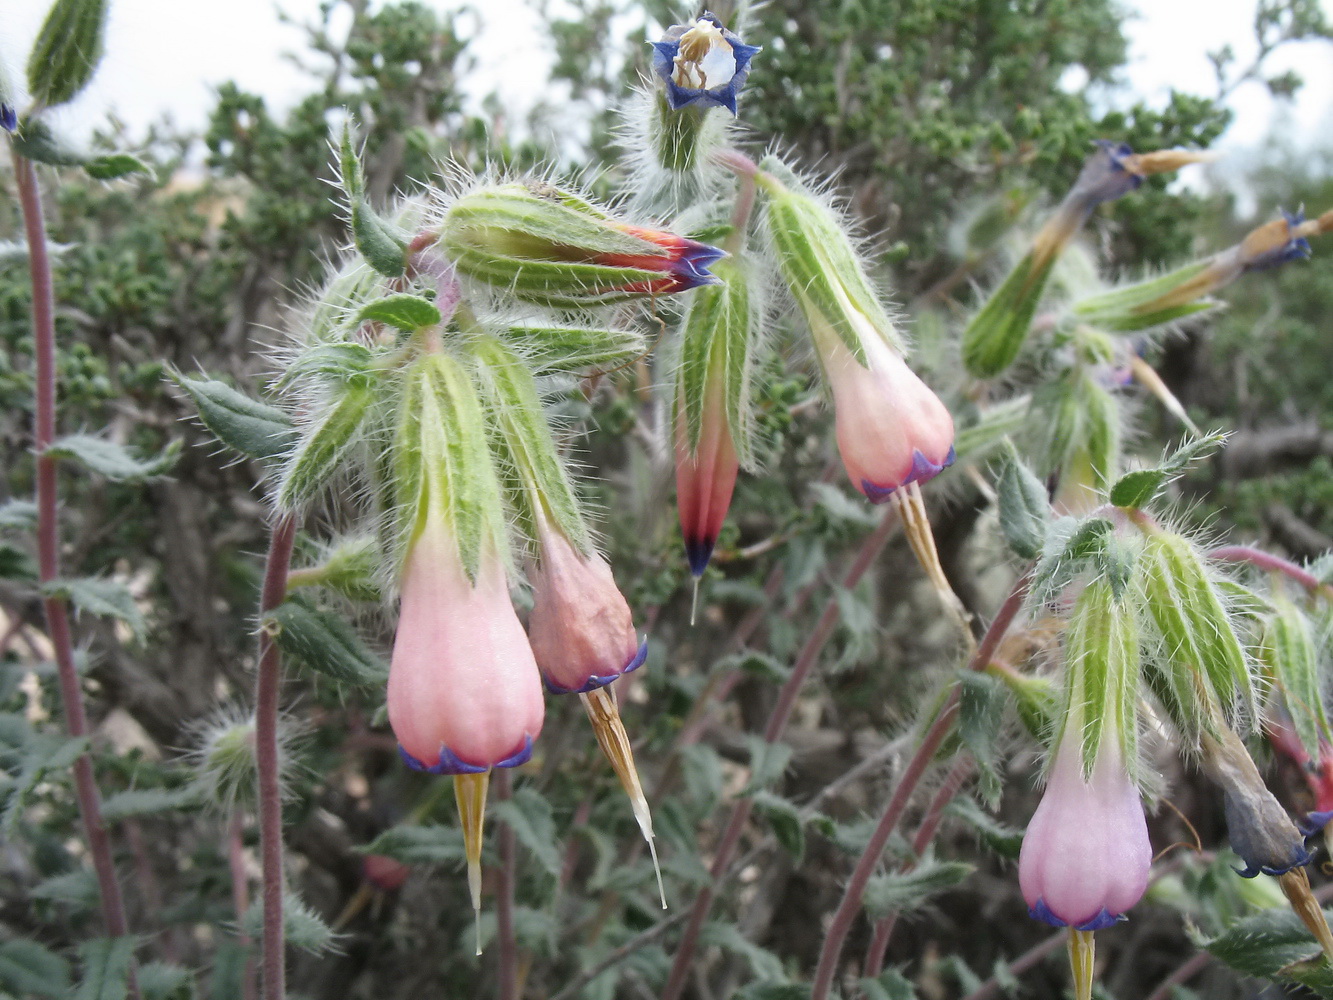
[3,0,1331,180]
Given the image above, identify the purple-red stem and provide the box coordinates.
[862,755,974,980]
[13,150,137,972]
[810,570,1032,1000]
[256,515,297,1000]
[1210,544,1332,597]
[228,812,257,1000]
[496,769,518,1000]
[659,509,900,1000]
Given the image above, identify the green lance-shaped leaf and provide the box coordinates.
[42,576,145,639]
[862,856,977,918]
[337,122,407,277]
[961,248,1056,378]
[988,664,1059,745]
[1138,530,1255,742]
[502,324,646,373]
[27,0,109,109]
[288,534,382,603]
[100,785,203,822]
[1260,592,1332,759]
[392,352,506,579]
[995,439,1049,560]
[1109,432,1228,509]
[356,293,441,333]
[276,342,377,389]
[10,119,151,179]
[1198,905,1333,981]
[169,371,297,463]
[1072,261,1217,333]
[958,671,1007,806]
[742,736,793,794]
[45,434,180,482]
[1038,369,1122,503]
[359,824,465,866]
[676,253,759,468]
[757,157,901,362]
[471,335,589,552]
[74,936,136,1000]
[0,938,72,998]
[751,791,807,860]
[1060,578,1140,779]
[274,382,375,509]
[490,786,563,877]
[241,893,339,955]
[264,596,388,688]
[1029,514,1115,605]
[3,732,90,833]
[136,962,195,1000]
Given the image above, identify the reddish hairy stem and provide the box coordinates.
[14,151,137,971]
[496,770,518,1000]
[228,813,257,1000]
[862,756,974,980]
[1210,544,1332,597]
[256,515,297,1000]
[659,509,900,1000]
[811,570,1032,1000]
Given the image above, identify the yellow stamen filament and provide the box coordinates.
[455,770,491,955]
[1279,867,1333,962]
[581,684,667,909]
[893,481,975,651]
[1129,356,1199,434]
[1067,928,1096,1000]
[671,20,735,91]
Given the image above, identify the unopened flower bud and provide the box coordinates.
[527,516,646,694]
[438,181,724,308]
[651,14,761,116]
[362,854,410,892]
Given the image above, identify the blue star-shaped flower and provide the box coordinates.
[1241,208,1313,273]
[650,14,761,116]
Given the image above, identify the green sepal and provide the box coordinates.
[45,434,180,482]
[169,371,297,464]
[1072,261,1217,333]
[26,0,109,109]
[41,576,146,640]
[1060,578,1140,779]
[264,596,388,688]
[1037,370,1121,499]
[288,535,382,603]
[392,352,506,579]
[1029,515,1114,604]
[961,248,1055,378]
[308,259,389,342]
[987,664,1059,746]
[995,440,1049,560]
[651,92,706,173]
[1138,530,1254,741]
[275,383,375,509]
[503,324,645,373]
[1260,592,1331,759]
[357,293,441,333]
[957,671,1007,807]
[11,119,151,180]
[676,254,758,468]
[336,122,407,276]
[471,335,589,553]
[277,343,376,389]
[758,158,901,361]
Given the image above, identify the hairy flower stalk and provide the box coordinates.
[963,141,1210,377]
[1019,580,1150,1000]
[437,181,724,307]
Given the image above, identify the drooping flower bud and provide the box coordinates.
[1019,723,1152,930]
[1020,579,1151,931]
[815,316,956,502]
[362,854,411,892]
[758,159,954,500]
[437,181,724,308]
[388,512,544,775]
[963,141,1210,377]
[528,515,646,694]
[673,255,756,575]
[650,14,761,116]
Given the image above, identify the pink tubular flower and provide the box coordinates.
[527,518,647,695]
[1019,726,1152,930]
[387,512,544,774]
[674,378,739,576]
[816,320,955,502]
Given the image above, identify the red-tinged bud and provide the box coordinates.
[816,320,955,502]
[388,512,544,774]
[527,517,647,694]
[674,377,740,576]
[1019,725,1152,930]
[362,854,410,892]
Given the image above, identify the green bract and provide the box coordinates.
[1059,578,1140,780]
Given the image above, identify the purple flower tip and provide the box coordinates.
[1069,140,1143,210]
[0,105,16,133]
[398,733,535,774]
[860,445,957,503]
[544,638,649,695]
[1301,809,1333,840]
[677,240,728,287]
[684,534,717,577]
[1029,897,1124,931]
